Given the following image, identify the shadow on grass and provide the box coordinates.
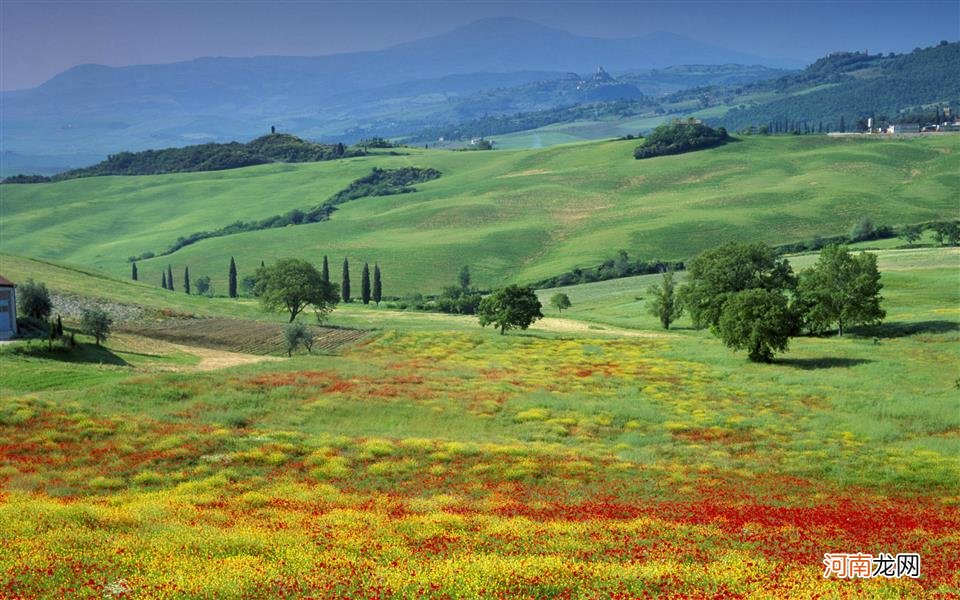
[852,320,959,339]
[6,342,129,366]
[776,357,873,370]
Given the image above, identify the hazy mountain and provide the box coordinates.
[0,17,791,173]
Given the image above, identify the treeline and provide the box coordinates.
[129,167,441,261]
[141,255,385,307]
[717,42,960,132]
[533,251,684,289]
[3,134,364,183]
[531,218,959,291]
[633,120,732,159]
[406,99,654,143]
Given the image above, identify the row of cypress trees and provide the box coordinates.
[131,255,382,304]
[325,255,381,305]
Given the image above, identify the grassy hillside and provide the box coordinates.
[3,135,958,295]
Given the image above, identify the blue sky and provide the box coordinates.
[2,0,957,90]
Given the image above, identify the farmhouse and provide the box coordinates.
[0,276,17,339]
[886,123,920,134]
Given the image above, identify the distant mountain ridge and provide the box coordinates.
[0,17,789,173]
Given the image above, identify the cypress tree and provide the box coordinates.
[361,263,371,305]
[167,265,175,291]
[321,255,330,283]
[162,271,168,290]
[261,260,265,268]
[131,262,138,281]
[373,263,382,306]
[228,257,238,298]
[341,258,351,303]
[183,267,191,295]
[56,315,63,336]
[839,115,846,133]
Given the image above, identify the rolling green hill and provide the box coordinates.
[2,135,957,296]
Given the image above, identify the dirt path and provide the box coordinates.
[531,317,673,338]
[169,343,282,371]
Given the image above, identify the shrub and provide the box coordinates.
[17,279,52,320]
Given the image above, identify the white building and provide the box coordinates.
[887,123,920,134]
[0,276,17,339]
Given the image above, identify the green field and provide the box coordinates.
[3,135,957,296]
[1,245,958,597]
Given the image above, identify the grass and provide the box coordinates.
[0,246,957,597]
[3,135,957,295]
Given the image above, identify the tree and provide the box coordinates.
[550,292,572,314]
[477,285,543,335]
[341,258,351,303]
[797,245,885,336]
[228,257,238,298]
[283,321,313,357]
[80,307,112,346]
[851,216,875,242]
[167,265,174,292]
[161,271,168,290]
[361,263,371,305]
[195,276,212,296]
[717,289,797,362]
[55,314,63,336]
[373,264,382,306]
[437,286,482,315]
[321,255,330,283]
[899,224,922,246]
[458,265,471,290]
[183,266,191,294]
[241,275,257,296]
[254,258,338,322]
[647,271,683,329]
[17,279,52,320]
[131,262,138,281]
[679,242,795,330]
[930,222,960,246]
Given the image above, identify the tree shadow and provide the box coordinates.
[852,320,959,339]
[775,357,873,370]
[8,342,130,366]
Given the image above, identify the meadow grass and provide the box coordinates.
[0,247,957,597]
[3,135,957,295]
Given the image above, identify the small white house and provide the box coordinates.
[887,123,920,134]
[0,276,17,339]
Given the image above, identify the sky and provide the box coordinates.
[2,0,957,91]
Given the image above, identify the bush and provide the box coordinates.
[634,120,731,159]
[283,321,314,356]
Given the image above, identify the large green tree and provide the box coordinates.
[797,245,885,336]
[361,263,371,305]
[680,242,795,330]
[254,259,338,322]
[18,279,52,320]
[647,271,683,329]
[478,285,543,335]
[717,289,797,362]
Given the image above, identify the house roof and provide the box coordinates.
[0,275,15,287]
